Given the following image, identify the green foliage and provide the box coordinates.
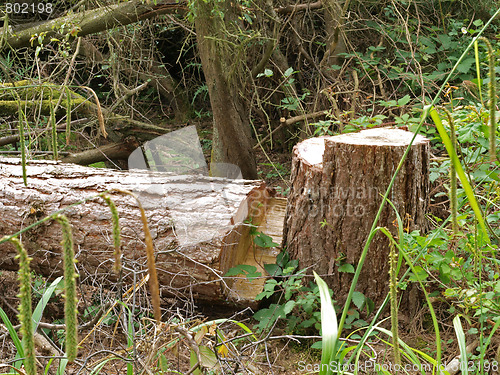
[225,264,262,280]
[253,263,321,334]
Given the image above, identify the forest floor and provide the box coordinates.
[0,270,459,375]
[0,119,487,374]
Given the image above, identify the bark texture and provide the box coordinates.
[283,128,430,308]
[0,157,273,303]
[194,0,258,179]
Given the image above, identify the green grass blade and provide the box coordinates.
[473,40,484,106]
[374,327,426,375]
[0,306,24,357]
[44,358,54,375]
[428,106,490,243]
[56,358,68,375]
[89,358,116,375]
[126,306,134,375]
[32,276,64,330]
[314,271,338,375]
[452,315,468,375]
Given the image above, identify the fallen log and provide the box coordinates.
[0,157,284,305]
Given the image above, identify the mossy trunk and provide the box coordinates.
[193,0,258,179]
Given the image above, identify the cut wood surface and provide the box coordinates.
[283,127,430,309]
[221,187,287,305]
[0,157,283,304]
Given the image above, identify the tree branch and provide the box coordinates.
[1,0,186,50]
[275,1,323,14]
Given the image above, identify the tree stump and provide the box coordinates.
[283,128,430,308]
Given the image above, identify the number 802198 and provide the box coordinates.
[5,2,53,15]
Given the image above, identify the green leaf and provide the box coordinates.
[453,316,469,375]
[199,345,218,369]
[276,251,290,268]
[225,264,258,277]
[311,340,323,349]
[456,57,475,74]
[264,263,280,276]
[284,67,294,78]
[338,263,355,273]
[439,263,451,284]
[365,297,375,315]
[397,94,411,106]
[257,68,273,78]
[314,272,338,375]
[351,291,365,310]
[190,350,202,375]
[0,306,24,363]
[283,300,296,315]
[408,266,428,282]
[32,276,64,331]
[254,233,279,248]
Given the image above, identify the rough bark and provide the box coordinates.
[194,0,258,180]
[283,128,430,309]
[0,157,280,304]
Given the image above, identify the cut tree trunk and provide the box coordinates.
[0,158,283,306]
[283,128,430,309]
